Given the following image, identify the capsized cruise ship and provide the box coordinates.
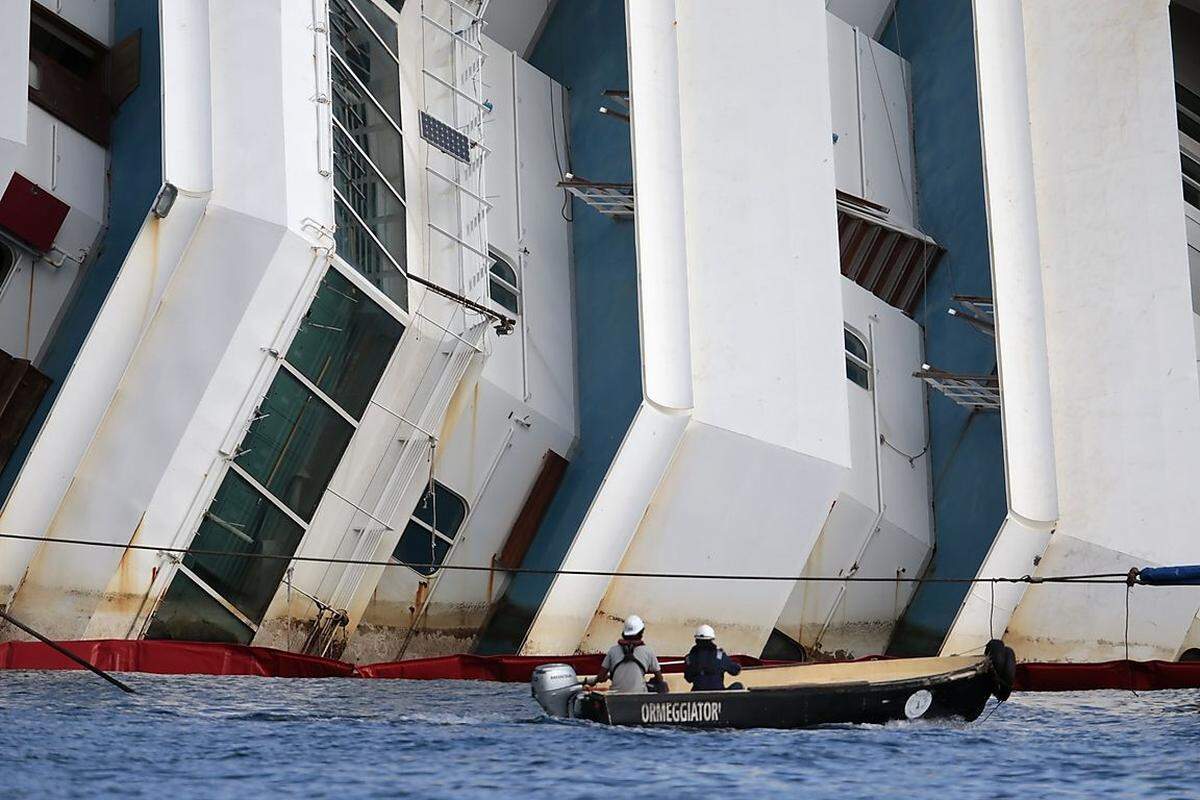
[0,0,1198,666]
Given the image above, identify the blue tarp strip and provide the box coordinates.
[1138,565,1200,586]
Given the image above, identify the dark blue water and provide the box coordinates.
[0,673,1196,799]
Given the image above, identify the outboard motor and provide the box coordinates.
[531,663,583,718]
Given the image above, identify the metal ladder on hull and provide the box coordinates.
[303,320,486,658]
[301,0,494,658]
[419,0,492,305]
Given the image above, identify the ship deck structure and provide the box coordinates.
[0,0,1196,667]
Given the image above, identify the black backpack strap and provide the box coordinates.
[615,641,649,673]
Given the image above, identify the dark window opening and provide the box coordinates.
[394,481,468,575]
[30,15,103,81]
[27,5,137,146]
[286,268,405,419]
[146,268,405,642]
[0,242,14,288]
[1184,150,1200,209]
[144,571,255,646]
[489,251,520,315]
[845,327,871,390]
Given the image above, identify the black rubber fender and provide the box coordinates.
[985,639,1016,701]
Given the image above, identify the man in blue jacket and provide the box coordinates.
[684,624,742,691]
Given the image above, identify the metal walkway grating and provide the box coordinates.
[559,178,635,218]
[948,294,995,336]
[914,366,1001,411]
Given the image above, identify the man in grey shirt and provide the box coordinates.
[586,614,663,693]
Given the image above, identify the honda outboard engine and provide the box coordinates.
[531,663,583,718]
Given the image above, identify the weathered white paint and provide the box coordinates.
[827,15,863,198]
[331,36,576,662]
[0,1,30,145]
[35,0,112,45]
[0,106,108,361]
[857,32,915,228]
[524,405,689,654]
[5,0,339,638]
[627,0,691,412]
[941,0,1059,658]
[519,0,696,654]
[1179,612,1200,658]
[825,0,894,41]
[1000,0,1200,660]
[681,3,849,465]
[1187,205,1199,310]
[526,0,850,657]
[162,0,214,194]
[481,0,554,60]
[779,279,932,658]
[825,13,916,229]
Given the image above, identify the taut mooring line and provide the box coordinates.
[0,531,1145,585]
[0,607,136,694]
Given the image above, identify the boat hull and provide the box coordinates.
[578,664,996,729]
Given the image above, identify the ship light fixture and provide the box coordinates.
[152,183,178,219]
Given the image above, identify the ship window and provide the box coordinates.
[845,327,871,390]
[329,0,408,311]
[148,267,407,641]
[234,369,355,521]
[0,242,14,289]
[394,481,468,575]
[286,269,405,420]
[335,197,408,310]
[27,4,113,145]
[1179,82,1200,209]
[179,470,306,623]
[1180,83,1200,145]
[144,571,255,645]
[489,251,520,315]
[1184,150,1200,210]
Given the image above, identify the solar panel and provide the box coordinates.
[420,112,471,164]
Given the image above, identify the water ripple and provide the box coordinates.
[0,671,1195,799]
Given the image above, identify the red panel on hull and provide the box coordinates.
[1014,659,1200,692]
[0,639,356,678]
[0,173,70,252]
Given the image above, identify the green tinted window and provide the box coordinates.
[286,269,404,419]
[330,0,400,123]
[335,196,409,310]
[235,369,355,520]
[183,470,306,622]
[329,0,408,310]
[145,572,255,645]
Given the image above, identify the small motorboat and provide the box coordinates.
[531,640,1015,729]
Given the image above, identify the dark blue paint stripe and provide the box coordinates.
[0,0,163,505]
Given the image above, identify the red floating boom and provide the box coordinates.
[0,639,355,678]
[2,640,1200,693]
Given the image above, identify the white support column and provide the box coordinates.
[522,0,694,653]
[941,0,1059,656]
[628,0,692,412]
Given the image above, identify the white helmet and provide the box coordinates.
[622,615,645,638]
[694,624,715,641]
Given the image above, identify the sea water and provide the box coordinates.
[0,672,1196,799]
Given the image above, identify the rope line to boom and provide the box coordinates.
[0,532,1151,585]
